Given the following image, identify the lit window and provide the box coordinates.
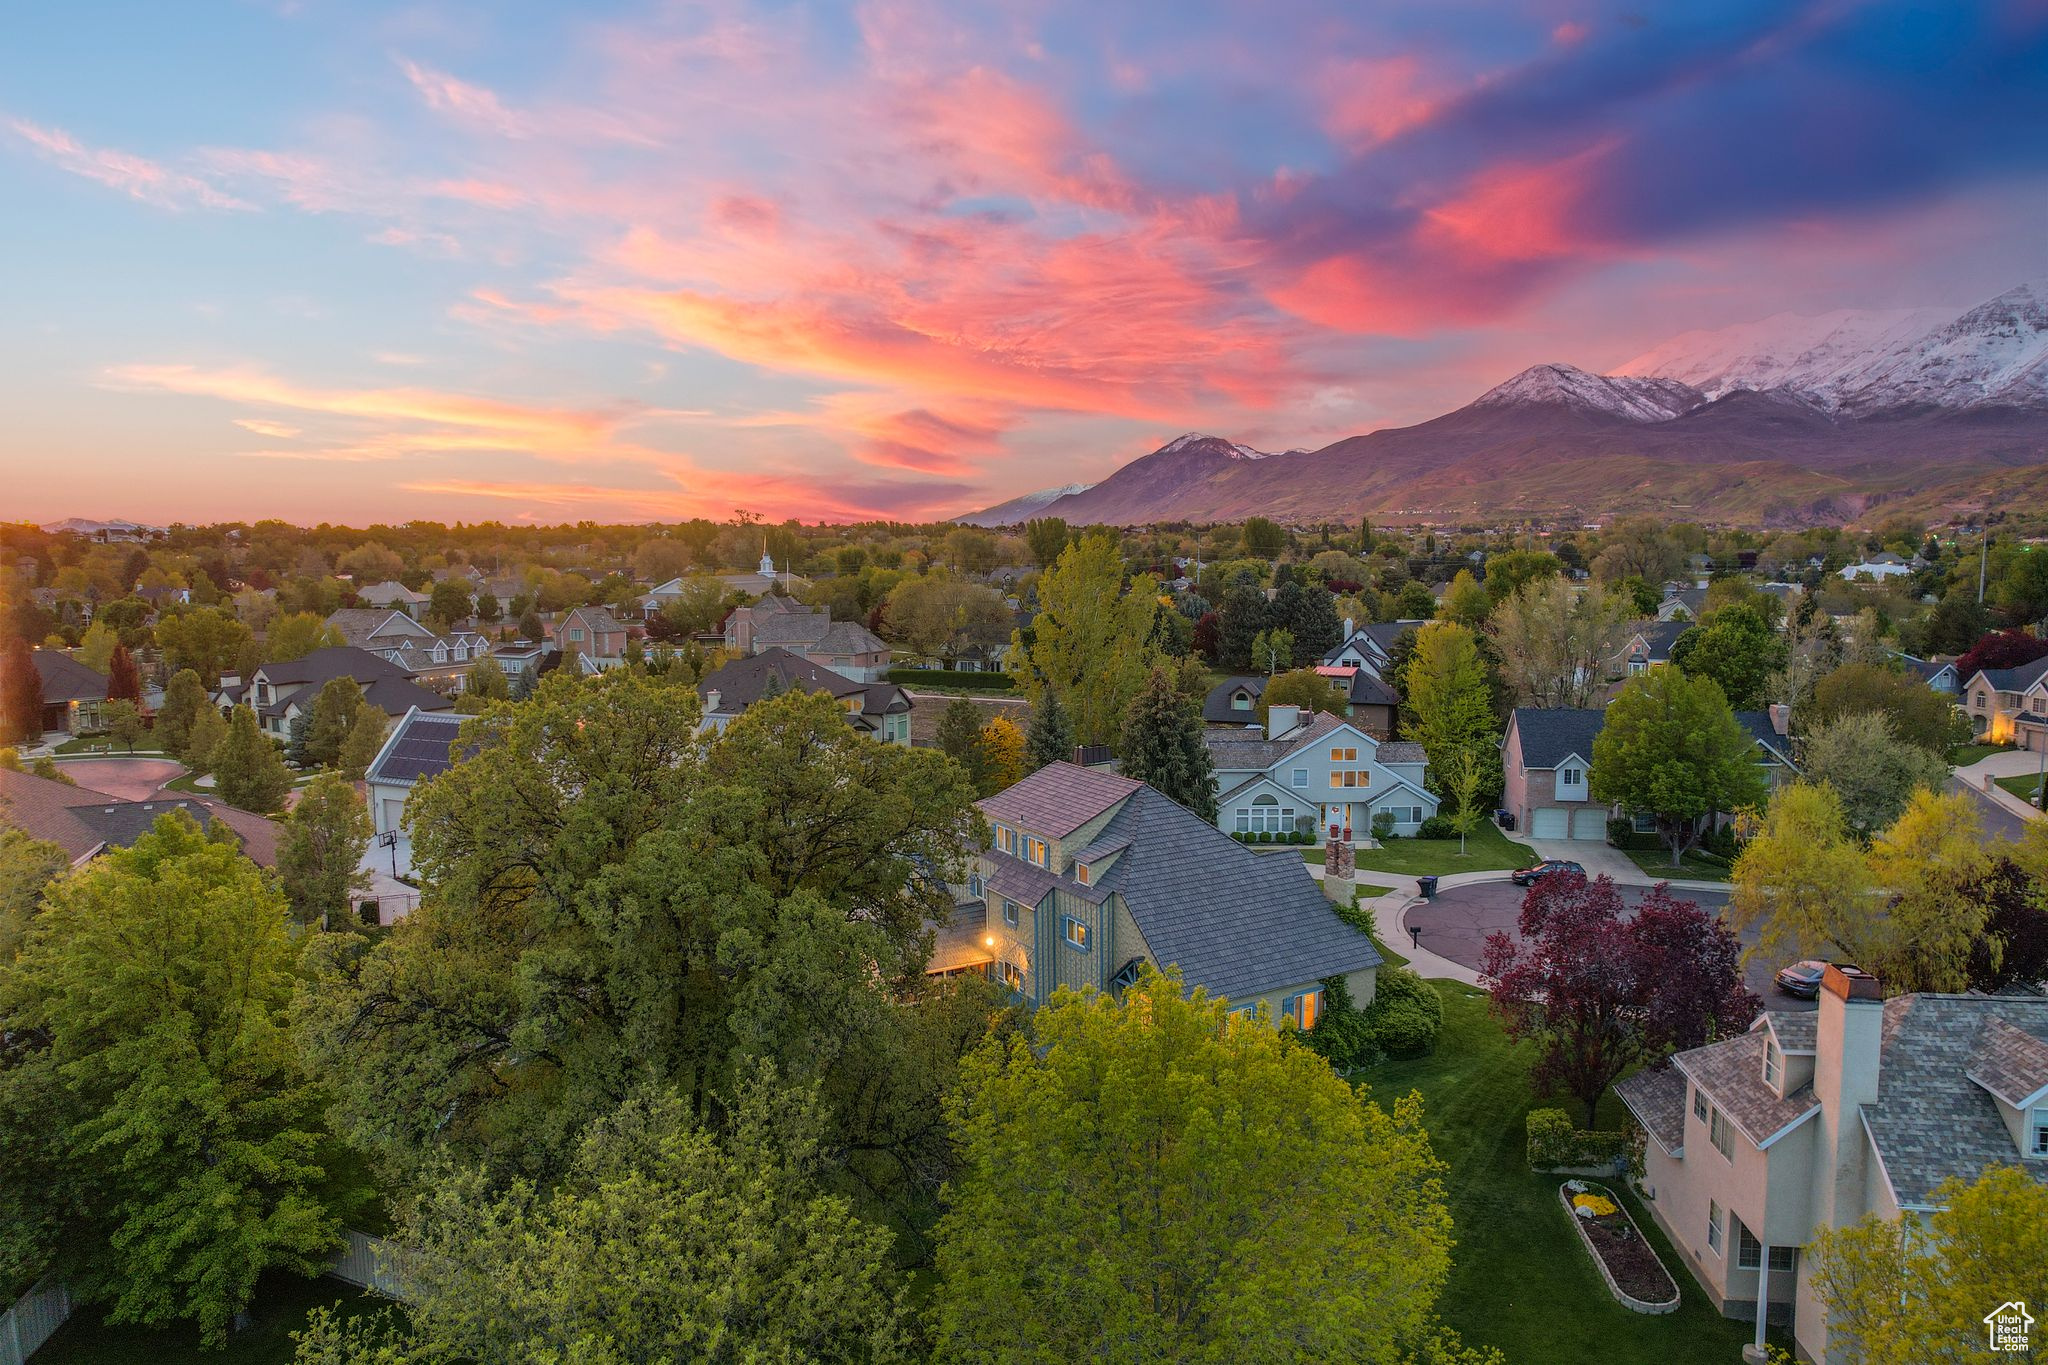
[1062,917,1090,952]
[1282,989,1323,1030]
[1707,1200,1724,1256]
[1026,837,1048,868]
[1328,746,1358,762]
[1332,769,1371,788]
[1076,862,1091,885]
[1000,961,1023,991]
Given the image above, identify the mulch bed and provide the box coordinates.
[1579,1211,1678,1303]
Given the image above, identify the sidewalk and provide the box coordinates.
[1953,750,2045,827]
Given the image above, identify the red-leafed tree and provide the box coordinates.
[1955,629,2048,682]
[0,637,42,744]
[1481,874,1757,1125]
[1192,611,1220,663]
[105,643,143,705]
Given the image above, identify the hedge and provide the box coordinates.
[884,668,1016,690]
[1526,1107,1638,1173]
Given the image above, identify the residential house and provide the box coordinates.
[1205,707,1436,841]
[934,762,1382,1023]
[1617,966,2048,1363]
[1322,619,1424,674]
[28,650,108,734]
[549,605,629,674]
[489,639,554,692]
[219,645,452,741]
[717,549,809,597]
[1890,650,1960,696]
[1611,620,1690,678]
[639,576,701,621]
[0,765,277,867]
[1500,705,1796,841]
[1837,553,1913,582]
[696,646,912,745]
[1658,585,1709,622]
[723,595,891,682]
[325,609,490,691]
[1961,654,2048,750]
[1201,671,1397,736]
[363,706,468,880]
[355,580,430,615]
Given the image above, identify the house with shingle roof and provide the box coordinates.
[1204,706,1435,841]
[1961,652,2048,751]
[362,705,470,879]
[354,581,430,614]
[0,765,278,867]
[549,605,630,674]
[933,762,1380,1023]
[1609,619,1691,679]
[696,646,911,745]
[325,608,489,690]
[28,649,109,734]
[722,595,890,681]
[1616,965,2048,1363]
[218,645,451,741]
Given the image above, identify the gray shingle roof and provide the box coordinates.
[1203,711,1347,772]
[1508,708,1607,770]
[0,767,277,866]
[30,650,108,704]
[251,645,413,688]
[1767,1011,1817,1053]
[1674,1026,1818,1146]
[1865,995,2048,1205]
[1974,655,2048,693]
[698,647,908,718]
[1377,740,1426,764]
[978,761,1143,840]
[1087,785,1380,1002]
[1616,1065,1688,1156]
[1967,1017,2048,1108]
[1202,676,1266,725]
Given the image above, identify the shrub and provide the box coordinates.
[1417,815,1456,840]
[1606,816,1633,847]
[1526,1106,1637,1172]
[1305,973,1377,1070]
[1371,811,1396,841]
[1363,965,1442,1057]
[883,668,1014,691]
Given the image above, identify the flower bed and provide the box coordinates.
[1559,1180,1679,1314]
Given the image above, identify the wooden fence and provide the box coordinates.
[0,1280,72,1365]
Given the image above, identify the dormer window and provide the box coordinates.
[2032,1109,2048,1158]
[1076,862,1092,885]
[1763,1039,1781,1088]
[1560,766,1584,788]
[1231,691,1252,711]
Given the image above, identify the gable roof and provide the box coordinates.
[253,645,414,688]
[1507,708,1606,770]
[0,765,278,867]
[325,607,433,647]
[1082,784,1382,1001]
[1892,652,1957,685]
[1864,995,2048,1206]
[978,760,1143,840]
[356,580,428,606]
[697,647,908,728]
[1968,654,2048,695]
[1202,710,1349,772]
[1201,675,1266,725]
[1628,619,1690,661]
[1673,1024,1819,1148]
[30,650,108,704]
[365,707,470,787]
[1614,1065,1688,1157]
[1967,1017,2048,1110]
[1734,710,1798,767]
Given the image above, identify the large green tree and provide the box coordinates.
[297,677,990,1233]
[1670,604,1785,710]
[1014,534,1160,746]
[210,704,293,812]
[1024,687,1074,770]
[266,612,343,662]
[0,636,41,743]
[1798,711,1950,836]
[938,696,991,790]
[1403,621,1498,799]
[933,968,1456,1364]
[0,829,66,965]
[305,676,368,769]
[295,1076,909,1365]
[0,815,343,1342]
[1808,661,1959,752]
[1589,668,1765,866]
[1118,665,1218,821]
[278,773,373,929]
[1488,578,1627,709]
[154,607,255,686]
[154,667,208,759]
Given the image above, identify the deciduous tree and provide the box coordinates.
[182,703,229,774]
[1403,622,1496,795]
[1798,711,1950,836]
[1807,661,1958,751]
[154,607,255,686]
[0,829,66,965]
[0,637,42,743]
[1013,534,1159,746]
[1488,578,1627,709]
[101,698,145,754]
[1670,603,1785,710]
[278,773,372,929]
[104,643,141,704]
[336,700,387,781]
[1439,569,1490,628]
[937,697,989,790]
[976,715,1026,793]
[1589,668,1765,866]
[933,967,1457,1364]
[305,676,366,769]
[154,668,207,758]
[1955,628,2048,682]
[1257,667,1344,724]
[266,612,343,663]
[1024,517,1072,568]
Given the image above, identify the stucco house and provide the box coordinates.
[1837,553,1913,582]
[219,645,451,741]
[1961,654,2048,751]
[1205,706,1436,841]
[1617,965,2048,1363]
[1501,705,1796,841]
[696,646,911,745]
[932,762,1381,1024]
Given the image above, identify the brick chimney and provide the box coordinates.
[1768,703,1790,736]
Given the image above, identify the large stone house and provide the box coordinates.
[934,762,1381,1023]
[1617,966,2048,1363]
[723,595,891,682]
[696,646,911,745]
[325,609,490,691]
[218,645,451,741]
[1500,705,1796,842]
[28,649,108,734]
[1205,707,1437,841]
[1961,654,2048,751]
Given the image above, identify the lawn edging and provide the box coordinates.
[1559,1182,1679,1315]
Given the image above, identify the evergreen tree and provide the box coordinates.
[1026,688,1074,770]
[208,705,293,813]
[277,773,372,929]
[337,700,387,781]
[1118,666,1218,822]
[305,676,366,769]
[937,698,989,790]
[103,644,141,705]
[285,711,313,769]
[101,699,145,754]
[182,705,228,774]
[0,637,42,744]
[154,669,207,759]
[1216,579,1269,671]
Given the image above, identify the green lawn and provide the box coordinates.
[52,735,172,757]
[1355,822,1536,878]
[1623,847,1732,883]
[1950,742,2012,767]
[1358,986,1785,1364]
[1995,773,2045,807]
[34,1272,401,1365]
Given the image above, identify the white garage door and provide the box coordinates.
[1529,808,1569,840]
[1570,808,1608,841]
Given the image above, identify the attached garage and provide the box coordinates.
[1570,808,1608,841]
[1529,807,1569,840]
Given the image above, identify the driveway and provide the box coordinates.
[48,757,185,801]
[1403,878,1815,1012]
[1952,750,2045,833]
[1521,838,1642,885]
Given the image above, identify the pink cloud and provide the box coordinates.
[8,117,253,211]
[396,58,531,139]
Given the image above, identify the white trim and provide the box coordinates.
[1756,1103,1822,1151]
[1964,1071,2048,1113]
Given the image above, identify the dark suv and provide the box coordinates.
[1510,858,1585,888]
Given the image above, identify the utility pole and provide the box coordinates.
[1979,532,1990,604]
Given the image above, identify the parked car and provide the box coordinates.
[1510,858,1585,887]
[1774,959,1829,999]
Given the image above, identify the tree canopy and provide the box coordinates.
[1014,534,1160,746]
[1589,668,1765,866]
[1119,664,1218,821]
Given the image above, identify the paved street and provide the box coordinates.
[48,757,184,801]
[1403,878,1816,1012]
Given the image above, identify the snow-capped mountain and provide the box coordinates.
[953,482,1095,527]
[1616,282,2048,412]
[1470,363,1703,422]
[1158,432,1277,460]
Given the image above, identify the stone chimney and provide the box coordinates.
[1769,703,1790,736]
[1812,964,1885,1240]
[1267,704,1301,740]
